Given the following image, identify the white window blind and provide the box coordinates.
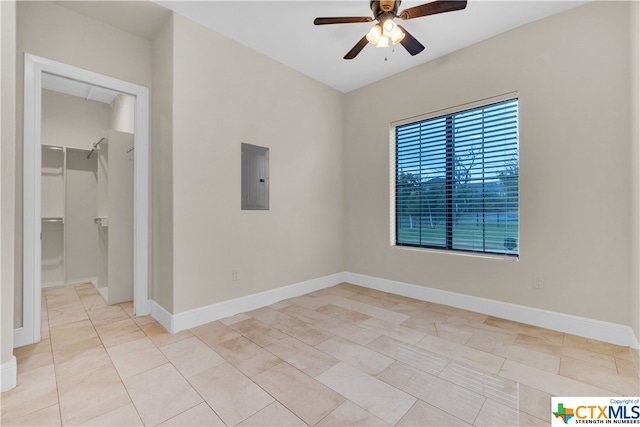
[394,98,519,256]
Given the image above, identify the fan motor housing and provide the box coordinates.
[370,0,401,17]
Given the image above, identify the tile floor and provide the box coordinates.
[1,282,638,426]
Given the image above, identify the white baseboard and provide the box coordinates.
[1,356,17,392]
[343,272,640,349]
[150,272,345,333]
[13,327,27,349]
[146,270,638,348]
[64,277,97,287]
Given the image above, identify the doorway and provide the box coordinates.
[19,54,150,347]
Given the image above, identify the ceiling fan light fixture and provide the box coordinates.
[366,24,382,44]
[390,26,405,44]
[381,18,397,37]
[376,36,389,48]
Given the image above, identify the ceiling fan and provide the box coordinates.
[314,0,467,60]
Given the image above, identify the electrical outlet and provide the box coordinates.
[533,276,544,290]
[232,269,240,281]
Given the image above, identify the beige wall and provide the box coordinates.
[170,14,345,313]
[344,2,633,327]
[631,0,640,341]
[42,90,111,150]
[1,0,16,367]
[151,15,174,311]
[14,1,152,326]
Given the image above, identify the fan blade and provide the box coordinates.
[344,35,369,60]
[397,25,425,56]
[398,0,467,20]
[314,16,373,25]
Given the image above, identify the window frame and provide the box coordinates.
[390,93,520,258]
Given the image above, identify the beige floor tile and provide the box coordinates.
[617,357,640,378]
[288,294,330,309]
[237,402,307,427]
[74,283,95,292]
[515,333,618,370]
[58,364,132,426]
[282,305,381,346]
[0,365,59,422]
[313,286,358,298]
[499,359,616,396]
[210,335,282,378]
[265,336,339,377]
[316,304,372,324]
[437,362,519,409]
[41,319,50,340]
[228,317,288,347]
[0,403,61,427]
[14,338,53,374]
[46,294,81,311]
[348,292,398,309]
[189,321,241,347]
[124,363,203,426]
[79,294,108,311]
[563,334,634,360]
[316,401,390,426]
[316,336,394,375]
[475,398,548,426]
[219,312,251,325]
[53,338,112,382]
[391,303,449,323]
[360,317,426,345]
[376,361,485,424]
[316,362,415,425]
[106,337,169,379]
[254,362,345,426]
[483,317,564,344]
[515,383,552,421]
[425,322,475,344]
[86,305,129,327]
[416,334,505,374]
[268,299,293,310]
[49,319,98,350]
[499,343,560,373]
[427,304,488,323]
[559,358,640,396]
[47,305,90,328]
[81,403,143,426]
[316,294,410,324]
[118,301,134,317]
[367,335,449,375]
[140,320,193,347]
[396,400,470,426]
[160,336,226,378]
[94,317,146,348]
[250,306,334,346]
[188,362,273,426]
[158,402,225,426]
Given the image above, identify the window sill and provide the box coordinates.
[391,244,519,261]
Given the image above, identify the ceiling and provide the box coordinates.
[56,1,590,93]
[155,1,589,93]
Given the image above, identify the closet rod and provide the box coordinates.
[126,147,134,154]
[86,137,106,159]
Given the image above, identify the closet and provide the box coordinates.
[40,83,135,305]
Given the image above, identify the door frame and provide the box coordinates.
[17,53,150,347]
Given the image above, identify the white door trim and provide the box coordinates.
[21,53,150,347]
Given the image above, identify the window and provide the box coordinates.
[394,97,519,256]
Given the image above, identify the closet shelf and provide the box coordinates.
[42,217,64,223]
